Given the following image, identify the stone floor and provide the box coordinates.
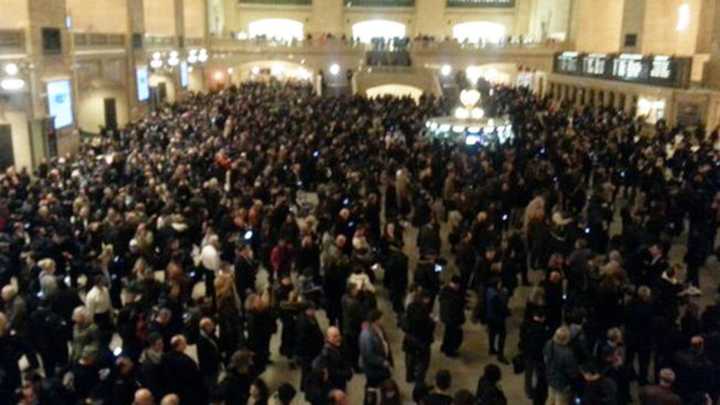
[21,196,717,404]
[218,217,719,404]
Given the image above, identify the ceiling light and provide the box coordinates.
[4,63,18,76]
[1,78,25,91]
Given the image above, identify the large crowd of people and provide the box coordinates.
[0,79,719,405]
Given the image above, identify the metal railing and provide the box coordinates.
[144,36,179,48]
[73,33,126,48]
[210,35,565,53]
[238,0,311,4]
[344,0,414,6]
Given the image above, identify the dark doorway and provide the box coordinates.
[0,125,15,170]
[158,82,168,102]
[104,98,117,129]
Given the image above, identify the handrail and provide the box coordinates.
[73,33,126,48]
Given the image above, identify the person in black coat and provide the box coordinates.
[110,357,141,405]
[295,303,324,391]
[624,286,655,386]
[519,309,551,401]
[341,282,363,370]
[0,312,39,400]
[403,290,435,385]
[28,298,70,378]
[485,279,510,364]
[220,350,255,405]
[414,256,441,305]
[384,245,409,317]
[422,369,454,405]
[439,276,465,357]
[234,243,258,314]
[475,364,507,405]
[197,317,222,390]
[312,326,353,391]
[160,335,208,405]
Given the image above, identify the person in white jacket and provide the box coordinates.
[85,275,113,341]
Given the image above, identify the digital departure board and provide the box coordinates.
[553,52,691,88]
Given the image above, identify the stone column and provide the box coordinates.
[309,0,344,37]
[619,0,646,52]
[126,0,145,120]
[415,0,446,38]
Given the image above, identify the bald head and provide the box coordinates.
[160,394,179,405]
[329,389,348,405]
[0,312,7,336]
[133,388,154,405]
[1,285,16,302]
[327,326,342,347]
[170,335,187,352]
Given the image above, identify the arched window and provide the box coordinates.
[248,19,303,41]
[453,21,506,44]
[352,20,406,43]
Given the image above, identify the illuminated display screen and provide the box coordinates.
[47,80,74,129]
[180,61,189,88]
[136,66,149,101]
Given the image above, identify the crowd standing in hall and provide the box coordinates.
[0,79,719,405]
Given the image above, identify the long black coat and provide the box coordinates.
[295,313,324,366]
[160,350,208,405]
[439,285,465,326]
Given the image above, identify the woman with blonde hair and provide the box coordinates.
[246,289,275,373]
[215,272,242,361]
[524,195,548,270]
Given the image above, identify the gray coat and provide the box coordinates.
[543,340,579,391]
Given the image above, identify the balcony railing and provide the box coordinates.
[73,33,126,49]
[344,0,414,6]
[185,37,205,47]
[211,34,565,53]
[143,36,179,49]
[446,0,515,7]
[238,0,311,5]
[0,29,26,53]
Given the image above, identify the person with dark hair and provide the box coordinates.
[475,364,507,405]
[579,362,618,405]
[295,302,324,391]
[274,382,297,405]
[422,369,453,405]
[519,308,551,401]
[359,309,392,392]
[220,350,255,405]
[403,290,436,385]
[485,278,510,364]
[439,275,466,357]
[249,378,270,405]
[341,282,364,370]
[452,389,475,405]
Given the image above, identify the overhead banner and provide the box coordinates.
[447,0,515,7]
